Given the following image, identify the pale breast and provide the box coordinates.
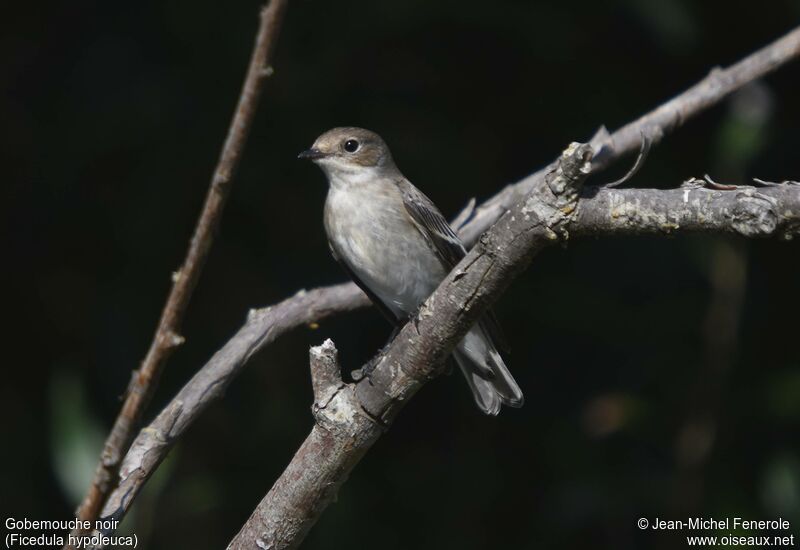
[324,182,447,317]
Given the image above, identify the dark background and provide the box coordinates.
[3,0,800,548]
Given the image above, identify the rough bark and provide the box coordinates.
[227,142,595,549]
[572,182,800,239]
[225,340,382,550]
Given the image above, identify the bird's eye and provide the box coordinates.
[344,139,360,153]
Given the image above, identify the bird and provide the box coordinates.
[299,127,523,415]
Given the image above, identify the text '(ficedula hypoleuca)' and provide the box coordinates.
[299,127,523,415]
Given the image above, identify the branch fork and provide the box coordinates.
[79,23,800,550]
[228,140,596,549]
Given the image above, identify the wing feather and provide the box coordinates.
[397,179,466,268]
[397,179,510,352]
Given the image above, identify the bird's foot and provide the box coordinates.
[350,326,402,383]
[351,354,379,383]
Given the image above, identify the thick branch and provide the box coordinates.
[227,143,595,549]
[89,24,800,539]
[88,181,800,543]
[225,340,381,550]
[572,183,800,239]
[227,159,800,550]
[70,0,289,541]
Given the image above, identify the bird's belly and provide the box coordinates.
[325,191,446,317]
[366,240,445,316]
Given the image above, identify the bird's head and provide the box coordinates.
[298,127,395,179]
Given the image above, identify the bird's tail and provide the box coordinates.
[452,322,523,415]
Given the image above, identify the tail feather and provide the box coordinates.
[452,323,523,415]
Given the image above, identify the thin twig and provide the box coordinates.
[702,173,739,190]
[68,0,289,544]
[598,133,651,188]
[457,24,800,245]
[754,177,800,186]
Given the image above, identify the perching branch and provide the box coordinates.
[225,339,382,550]
[226,158,800,550]
[88,182,800,547]
[70,0,289,543]
[227,141,596,549]
[89,24,800,545]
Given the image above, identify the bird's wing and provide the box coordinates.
[397,178,467,268]
[397,179,510,353]
[328,242,402,326]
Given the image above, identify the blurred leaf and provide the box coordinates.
[764,367,800,419]
[49,368,106,505]
[626,0,698,53]
[760,453,800,520]
[714,82,774,178]
[582,392,647,438]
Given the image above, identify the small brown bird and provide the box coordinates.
[299,127,523,415]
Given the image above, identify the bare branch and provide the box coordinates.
[572,183,800,239]
[227,142,596,549]
[590,25,800,168]
[70,0,289,541]
[87,181,800,545]
[457,25,800,245]
[225,339,383,550]
[227,114,800,550]
[79,285,367,549]
[88,25,800,541]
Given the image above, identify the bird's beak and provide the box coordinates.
[297,148,327,160]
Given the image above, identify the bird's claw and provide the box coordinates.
[351,355,379,383]
[351,317,419,383]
